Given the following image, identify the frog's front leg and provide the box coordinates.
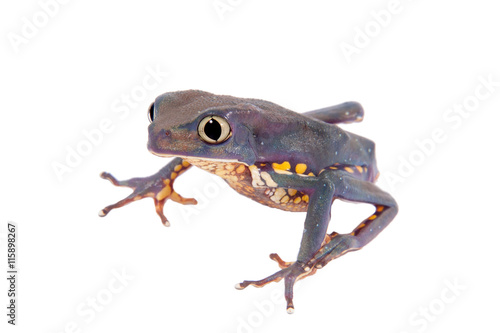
[236,171,340,313]
[99,157,197,227]
[236,169,397,313]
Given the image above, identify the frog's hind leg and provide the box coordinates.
[303,101,364,124]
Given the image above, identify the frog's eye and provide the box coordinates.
[148,103,155,123]
[198,115,232,144]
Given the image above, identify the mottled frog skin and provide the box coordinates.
[100,90,398,313]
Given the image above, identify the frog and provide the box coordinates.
[99,89,398,313]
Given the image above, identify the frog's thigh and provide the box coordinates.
[303,101,364,124]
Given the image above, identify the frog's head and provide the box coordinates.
[147,90,263,165]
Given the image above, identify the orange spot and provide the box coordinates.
[294,197,302,204]
[295,163,307,174]
[170,172,178,180]
[280,195,290,204]
[182,160,190,167]
[330,166,338,170]
[376,206,384,212]
[156,185,172,200]
[272,161,291,171]
[236,164,246,173]
[356,223,366,229]
[288,189,297,196]
[368,215,377,220]
[308,172,315,176]
[355,166,363,173]
[302,194,309,203]
[174,164,182,172]
[344,167,354,173]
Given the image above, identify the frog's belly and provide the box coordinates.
[185,158,308,212]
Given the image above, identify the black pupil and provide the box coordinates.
[204,118,221,141]
[148,103,155,122]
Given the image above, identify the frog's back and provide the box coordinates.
[238,101,379,183]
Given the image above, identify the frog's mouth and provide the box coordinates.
[149,150,244,165]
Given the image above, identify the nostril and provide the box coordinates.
[164,130,171,137]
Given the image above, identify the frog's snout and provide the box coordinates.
[147,122,164,155]
[146,139,155,154]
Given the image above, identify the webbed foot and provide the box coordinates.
[235,254,317,314]
[99,158,197,226]
[235,233,359,313]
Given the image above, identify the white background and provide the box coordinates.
[1,0,499,332]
